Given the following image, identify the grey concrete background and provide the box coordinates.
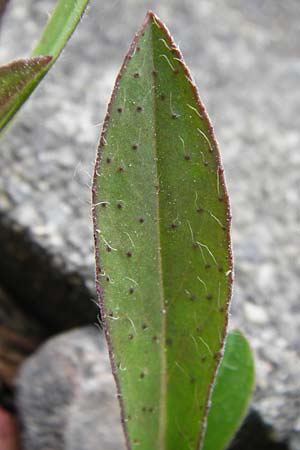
[0,0,299,448]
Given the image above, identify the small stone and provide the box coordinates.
[16,327,124,450]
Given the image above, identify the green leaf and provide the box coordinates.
[31,0,89,59]
[93,11,233,450]
[0,57,52,131]
[0,0,89,132]
[202,330,255,450]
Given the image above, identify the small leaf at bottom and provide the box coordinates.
[202,330,255,450]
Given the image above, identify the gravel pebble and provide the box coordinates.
[16,327,125,450]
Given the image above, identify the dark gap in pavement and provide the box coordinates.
[0,214,98,335]
[228,410,290,450]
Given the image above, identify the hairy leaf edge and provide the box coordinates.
[92,10,233,450]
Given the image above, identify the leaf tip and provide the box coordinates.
[145,10,162,27]
[39,55,53,65]
[27,55,53,68]
[145,9,156,19]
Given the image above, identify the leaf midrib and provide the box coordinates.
[149,20,167,450]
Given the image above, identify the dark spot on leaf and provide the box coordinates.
[126,251,132,258]
[132,143,139,150]
[192,243,198,249]
[118,166,124,172]
[117,107,123,113]
[128,334,134,340]
[129,288,134,294]
[214,351,223,360]
[184,154,191,161]
[166,338,173,346]
[101,202,108,208]
[136,46,141,52]
[172,112,179,119]
[173,69,179,74]
[106,157,112,164]
[136,106,143,112]
[117,202,123,209]
[152,336,158,342]
[142,407,147,412]
[106,246,112,253]
[170,223,177,229]
[140,372,145,379]
[204,161,209,166]
[218,196,224,202]
[106,276,110,282]
[139,217,145,223]
[206,294,213,301]
[108,310,114,318]
[197,207,204,213]
[148,407,154,413]
[152,70,158,77]
[205,264,211,269]
[219,307,225,313]
[142,323,148,330]
[201,356,207,363]
[133,72,140,78]
[218,266,224,273]
[160,93,166,100]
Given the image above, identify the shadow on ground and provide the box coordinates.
[229,411,290,450]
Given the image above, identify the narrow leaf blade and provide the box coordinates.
[0,0,88,132]
[0,56,52,131]
[31,0,89,60]
[202,330,255,450]
[93,11,232,450]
